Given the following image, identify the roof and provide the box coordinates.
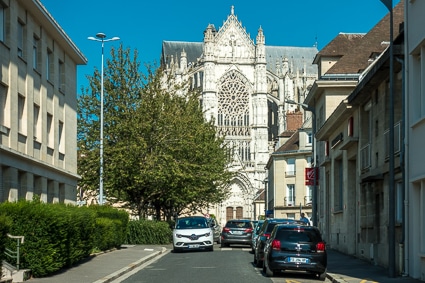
[275,131,299,152]
[313,33,365,63]
[325,0,404,75]
[161,41,318,75]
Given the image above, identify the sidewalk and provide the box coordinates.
[25,245,169,283]
[327,249,422,283]
[22,246,422,283]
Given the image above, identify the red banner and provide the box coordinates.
[305,167,319,186]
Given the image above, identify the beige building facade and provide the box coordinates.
[306,0,410,277]
[266,111,313,222]
[0,0,86,203]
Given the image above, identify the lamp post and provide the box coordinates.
[379,0,395,277]
[88,33,120,205]
[286,100,317,226]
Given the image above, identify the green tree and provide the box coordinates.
[78,45,233,219]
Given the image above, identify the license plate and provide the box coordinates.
[288,257,309,263]
[233,231,243,235]
[188,244,200,248]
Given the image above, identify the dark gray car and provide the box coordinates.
[220,219,253,248]
[263,224,327,280]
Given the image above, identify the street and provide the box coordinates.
[115,244,331,283]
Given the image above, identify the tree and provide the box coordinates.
[77,45,233,219]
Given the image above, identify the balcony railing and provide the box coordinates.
[360,143,371,171]
[384,121,401,158]
[285,170,296,177]
[284,197,296,207]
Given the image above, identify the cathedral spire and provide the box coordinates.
[231,5,234,15]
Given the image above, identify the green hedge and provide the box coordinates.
[0,213,12,278]
[0,201,129,277]
[125,220,172,245]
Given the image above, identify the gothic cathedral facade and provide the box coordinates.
[161,7,318,225]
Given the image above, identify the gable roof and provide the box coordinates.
[275,131,300,153]
[325,0,404,75]
[313,33,365,64]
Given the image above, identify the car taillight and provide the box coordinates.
[223,227,230,233]
[245,228,253,233]
[264,233,271,239]
[272,239,281,250]
[316,241,326,252]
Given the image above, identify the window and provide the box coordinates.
[17,20,26,59]
[33,104,40,140]
[307,131,312,145]
[58,60,65,92]
[286,184,295,206]
[334,159,343,211]
[0,83,6,127]
[58,120,64,152]
[47,48,53,82]
[286,158,295,176]
[33,35,41,71]
[396,182,403,224]
[47,113,53,147]
[18,94,25,133]
[0,4,4,42]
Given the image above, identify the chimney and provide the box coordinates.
[287,111,303,131]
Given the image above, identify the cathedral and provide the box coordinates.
[161,6,318,225]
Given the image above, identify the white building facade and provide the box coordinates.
[161,7,317,225]
[0,0,86,204]
[405,0,425,280]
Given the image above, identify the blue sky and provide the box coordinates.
[40,0,399,92]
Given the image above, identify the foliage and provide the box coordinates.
[0,200,128,277]
[78,44,233,219]
[0,213,12,278]
[125,220,172,245]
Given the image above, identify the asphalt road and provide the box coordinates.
[116,244,331,283]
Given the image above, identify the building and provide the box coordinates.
[306,0,407,276]
[0,0,87,203]
[161,6,317,225]
[405,0,425,280]
[266,110,314,222]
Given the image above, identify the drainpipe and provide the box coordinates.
[396,56,408,276]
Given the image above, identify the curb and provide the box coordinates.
[93,247,168,283]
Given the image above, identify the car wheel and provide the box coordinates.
[209,245,214,252]
[173,246,180,253]
[220,242,227,248]
[217,237,221,244]
[264,260,274,277]
[317,272,326,281]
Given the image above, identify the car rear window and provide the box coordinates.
[226,221,252,228]
[276,229,321,242]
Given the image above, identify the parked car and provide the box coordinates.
[207,218,222,244]
[172,216,214,252]
[220,219,253,248]
[262,224,327,280]
[254,218,305,267]
[251,219,265,253]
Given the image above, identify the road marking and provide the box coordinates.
[360,280,379,283]
[285,280,302,283]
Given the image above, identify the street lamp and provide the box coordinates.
[88,33,120,205]
[379,0,395,277]
[286,99,317,226]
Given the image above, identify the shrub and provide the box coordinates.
[126,220,172,245]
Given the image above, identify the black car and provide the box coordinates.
[220,219,253,248]
[263,224,327,280]
[253,218,305,267]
